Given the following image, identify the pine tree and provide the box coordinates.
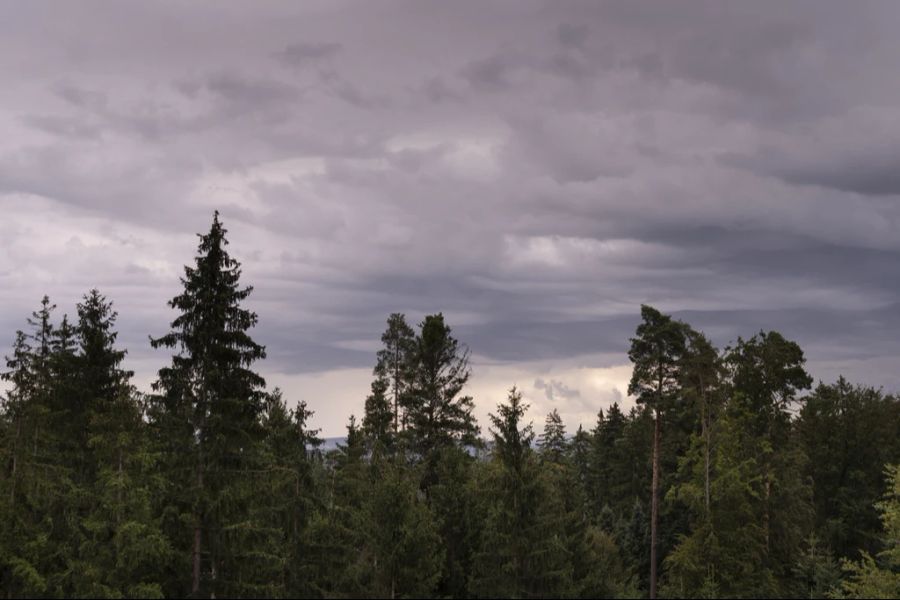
[374,313,416,436]
[679,326,722,517]
[628,304,686,599]
[150,212,269,598]
[724,331,813,590]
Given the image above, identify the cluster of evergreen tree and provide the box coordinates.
[1,213,899,599]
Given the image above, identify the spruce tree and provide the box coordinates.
[470,388,572,598]
[69,290,170,597]
[362,376,394,456]
[259,389,322,597]
[538,408,567,464]
[150,212,269,598]
[0,330,47,597]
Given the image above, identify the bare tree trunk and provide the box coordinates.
[650,408,661,600]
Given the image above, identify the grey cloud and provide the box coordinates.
[4,1,900,434]
[722,145,900,197]
[534,378,582,401]
[276,42,342,68]
[556,23,589,49]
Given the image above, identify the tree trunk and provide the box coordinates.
[650,407,661,600]
[117,449,124,525]
[193,441,204,597]
[700,376,710,515]
[9,418,20,506]
[394,346,400,434]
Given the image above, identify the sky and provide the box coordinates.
[2,1,900,436]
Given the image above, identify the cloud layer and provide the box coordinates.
[2,1,900,434]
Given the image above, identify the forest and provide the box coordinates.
[1,212,899,599]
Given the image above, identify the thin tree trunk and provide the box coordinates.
[117,449,123,525]
[650,408,661,600]
[193,440,204,597]
[9,418,20,506]
[700,376,710,514]
[394,346,400,434]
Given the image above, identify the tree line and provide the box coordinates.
[1,212,899,599]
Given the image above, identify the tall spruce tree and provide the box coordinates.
[470,388,572,598]
[150,212,269,598]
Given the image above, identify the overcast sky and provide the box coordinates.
[2,1,900,435]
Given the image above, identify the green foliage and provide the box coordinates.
[149,212,271,597]
[838,465,900,598]
[799,378,900,559]
[404,313,479,462]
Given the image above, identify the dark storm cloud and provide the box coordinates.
[3,0,900,433]
[722,143,900,197]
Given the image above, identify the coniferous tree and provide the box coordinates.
[0,330,47,597]
[538,408,567,464]
[798,378,900,560]
[427,445,478,599]
[72,290,169,598]
[365,460,444,599]
[470,388,572,598]
[362,377,394,457]
[259,389,322,597]
[840,464,900,598]
[374,314,416,436]
[679,326,723,517]
[149,212,269,598]
[628,304,687,599]
[404,313,478,476]
[725,331,813,591]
